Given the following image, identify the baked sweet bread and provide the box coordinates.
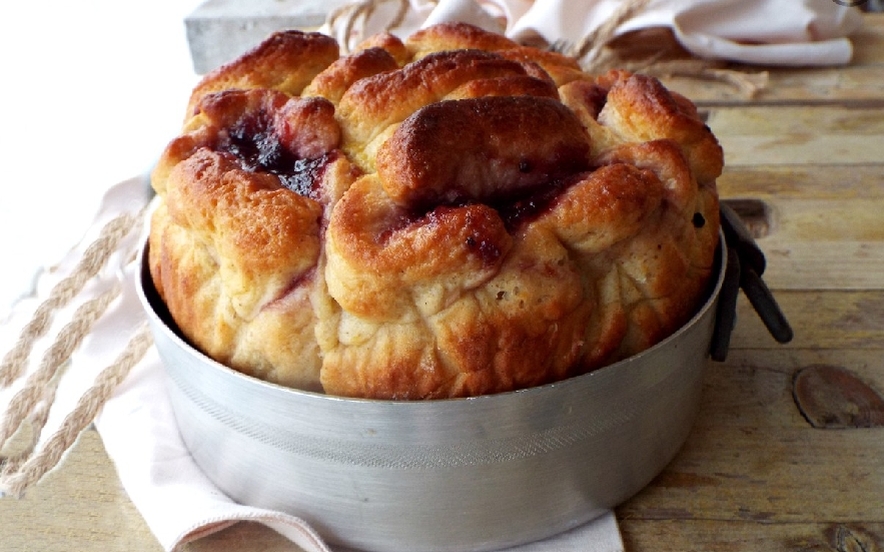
[148,22,722,399]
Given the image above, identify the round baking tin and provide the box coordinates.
[138,235,727,552]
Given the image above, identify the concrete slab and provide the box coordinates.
[185,0,353,74]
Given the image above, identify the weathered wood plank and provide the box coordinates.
[619,520,884,552]
[699,349,884,430]
[705,106,884,288]
[711,106,884,139]
[662,63,884,107]
[722,199,884,291]
[718,165,884,199]
[755,238,884,290]
[620,348,884,527]
[719,134,881,166]
[3,430,164,552]
[730,290,884,349]
[707,105,884,166]
[850,13,884,66]
[715,165,884,290]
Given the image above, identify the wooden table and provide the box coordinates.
[3,13,883,552]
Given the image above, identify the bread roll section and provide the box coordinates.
[148,22,722,399]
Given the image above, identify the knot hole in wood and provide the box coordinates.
[793,364,884,429]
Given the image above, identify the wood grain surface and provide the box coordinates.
[2,12,883,552]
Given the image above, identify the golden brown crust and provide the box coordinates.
[405,22,520,58]
[302,47,400,104]
[355,31,410,65]
[321,174,591,399]
[150,87,357,390]
[149,149,327,389]
[186,30,340,118]
[325,175,513,318]
[336,49,543,169]
[375,96,591,209]
[442,74,559,101]
[495,47,586,86]
[597,72,724,185]
[149,23,722,399]
[405,23,583,86]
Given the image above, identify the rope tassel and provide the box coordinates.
[0,201,149,497]
[0,324,153,498]
[0,210,143,389]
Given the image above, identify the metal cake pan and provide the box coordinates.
[137,236,727,552]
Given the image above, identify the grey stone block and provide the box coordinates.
[185,0,353,74]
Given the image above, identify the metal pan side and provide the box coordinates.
[137,234,727,552]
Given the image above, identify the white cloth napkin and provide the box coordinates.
[329,0,863,66]
[1,175,625,551]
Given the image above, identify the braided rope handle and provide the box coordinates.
[0,205,151,498]
[0,210,142,387]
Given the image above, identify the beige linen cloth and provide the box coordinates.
[328,0,862,66]
[0,1,863,551]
